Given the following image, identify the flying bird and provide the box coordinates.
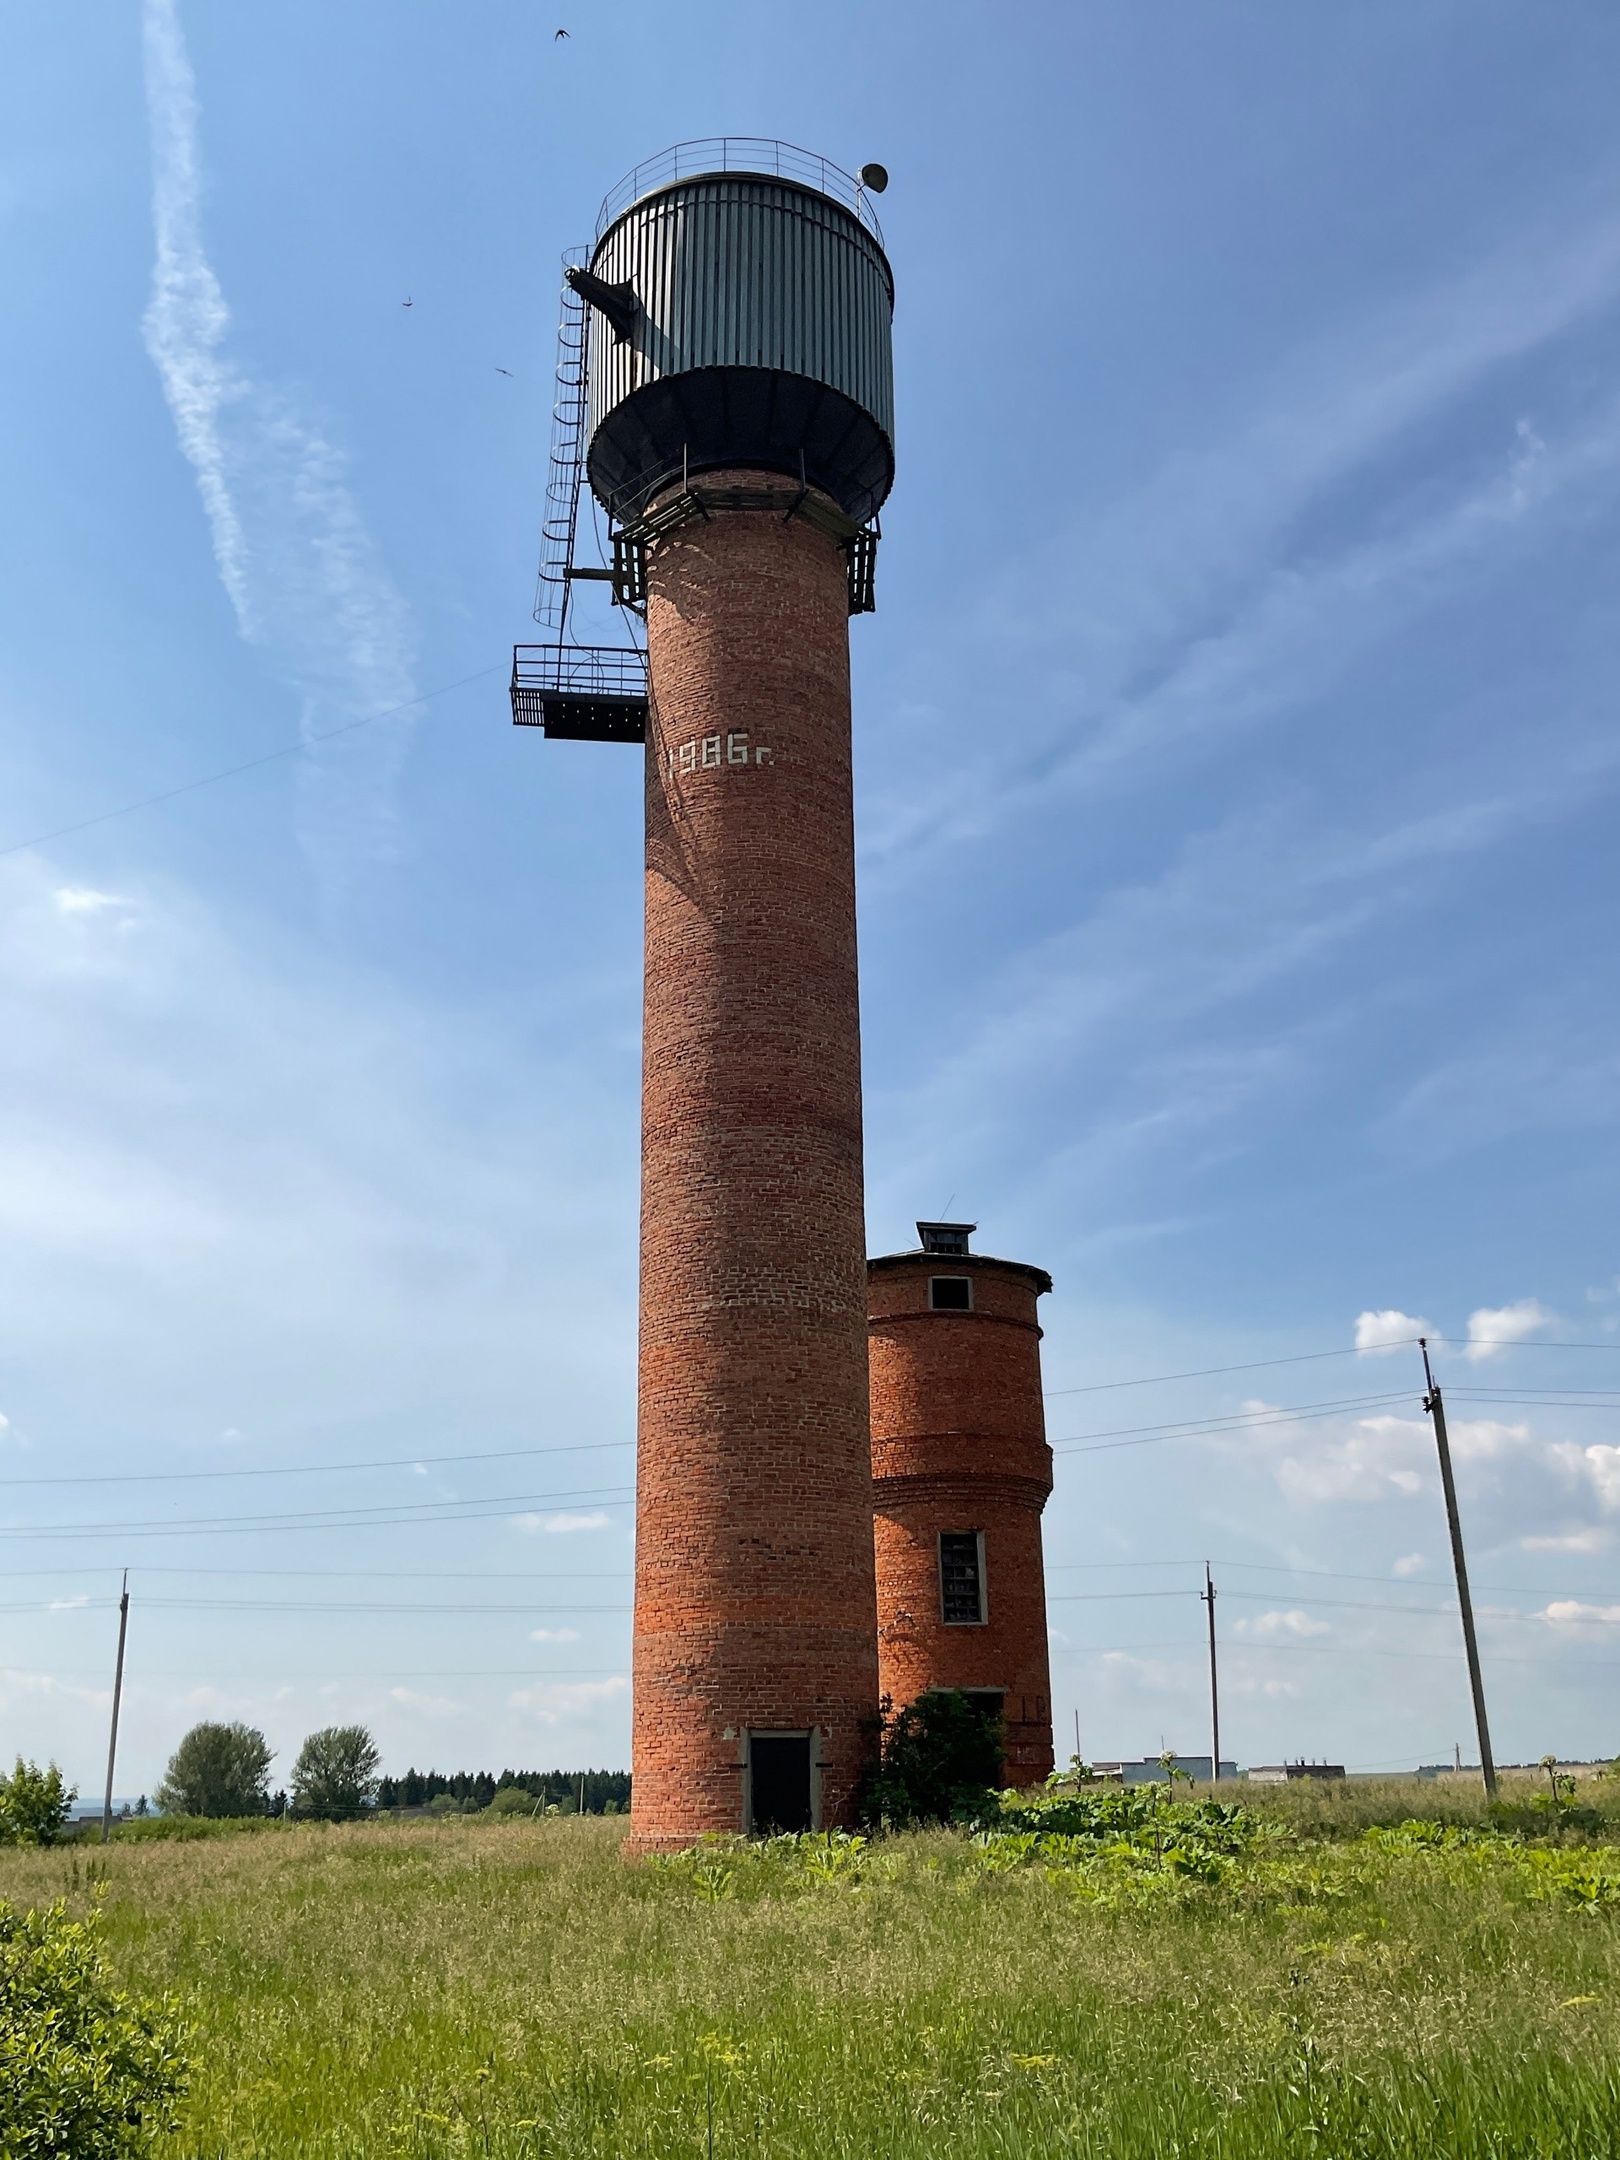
[496,367,513,376]
[554,27,569,37]
[402,296,413,308]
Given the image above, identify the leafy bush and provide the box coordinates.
[0,1891,188,2156]
[484,1786,542,1818]
[0,1758,75,1846]
[155,1721,273,1818]
[862,1691,1005,1827]
[291,1725,380,1820]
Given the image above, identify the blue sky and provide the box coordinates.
[4,0,1620,1796]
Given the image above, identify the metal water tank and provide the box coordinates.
[569,140,895,525]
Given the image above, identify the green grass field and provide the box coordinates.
[6,1784,1620,2158]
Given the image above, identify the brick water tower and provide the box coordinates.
[868,1223,1056,1785]
[512,143,895,1848]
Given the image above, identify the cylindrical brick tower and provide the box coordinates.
[868,1222,1056,1786]
[564,144,895,1849]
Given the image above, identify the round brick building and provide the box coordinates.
[868,1223,1056,1786]
[631,474,880,1849]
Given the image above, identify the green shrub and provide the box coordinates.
[484,1785,541,1818]
[0,1759,75,1846]
[863,1690,1004,1827]
[155,1721,272,1818]
[0,1891,188,2157]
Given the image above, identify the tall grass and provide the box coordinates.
[4,1796,1620,2158]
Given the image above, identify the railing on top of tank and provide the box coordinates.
[594,139,884,245]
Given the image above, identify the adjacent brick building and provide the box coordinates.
[868,1222,1056,1785]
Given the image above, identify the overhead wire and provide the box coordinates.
[0,664,504,864]
[0,1437,633,1490]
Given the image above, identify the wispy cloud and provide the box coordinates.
[517,1510,612,1536]
[1356,1310,1433,1355]
[140,0,417,899]
[1233,1609,1330,1640]
[864,209,1620,873]
[506,1676,628,1721]
[1539,1600,1620,1631]
[1466,1299,1555,1361]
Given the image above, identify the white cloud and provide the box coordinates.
[1392,1553,1426,1577]
[1093,1651,1192,1694]
[47,1596,89,1611]
[529,1627,580,1643]
[1579,1446,1620,1513]
[1466,1299,1554,1362]
[1448,1418,1534,1465]
[140,0,418,900]
[1540,1601,1620,1631]
[53,889,127,916]
[506,1676,628,1722]
[1233,1608,1330,1640]
[1276,1412,1429,1504]
[1521,1528,1611,1554]
[1355,1310,1433,1354]
[387,1687,461,1714]
[517,1511,611,1536]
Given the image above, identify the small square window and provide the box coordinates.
[929,1276,973,1311]
[940,1530,986,1624]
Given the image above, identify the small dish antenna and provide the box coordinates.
[858,163,889,194]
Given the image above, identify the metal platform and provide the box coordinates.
[510,645,648,743]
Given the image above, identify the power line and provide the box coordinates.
[1050,1390,1418,1454]
[1043,1346,1396,1397]
[0,1484,633,1542]
[1042,1335,1620,1401]
[0,1663,627,1681]
[0,1437,633,1490]
[0,665,504,863]
[0,1563,633,1581]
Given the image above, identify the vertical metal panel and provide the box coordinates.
[585,175,894,455]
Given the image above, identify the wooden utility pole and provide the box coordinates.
[1420,1340,1497,1798]
[101,1572,130,1844]
[1201,1563,1221,1784]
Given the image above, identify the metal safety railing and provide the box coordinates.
[511,644,648,705]
[594,139,884,245]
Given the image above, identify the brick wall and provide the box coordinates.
[631,471,880,1851]
[868,1253,1056,1785]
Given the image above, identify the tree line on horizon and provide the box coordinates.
[377,1768,631,1814]
[136,1722,633,1821]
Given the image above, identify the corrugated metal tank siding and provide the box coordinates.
[586,176,894,451]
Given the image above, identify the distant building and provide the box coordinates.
[1091,1756,1238,1785]
[1247,1761,1345,1784]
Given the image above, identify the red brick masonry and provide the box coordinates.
[868,1252,1056,1786]
[631,472,880,1852]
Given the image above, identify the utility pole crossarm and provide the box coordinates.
[1420,1340,1497,1800]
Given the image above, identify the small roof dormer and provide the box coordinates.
[916,1221,975,1256]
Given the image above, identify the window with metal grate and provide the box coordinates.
[940,1530,986,1624]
